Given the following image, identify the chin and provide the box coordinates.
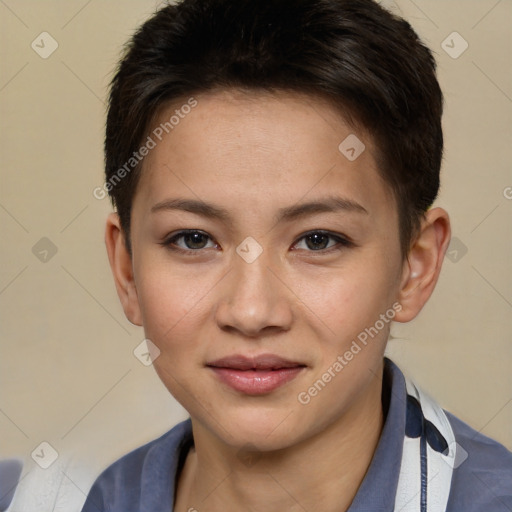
[210,404,307,451]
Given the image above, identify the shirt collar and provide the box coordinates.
[347,357,406,511]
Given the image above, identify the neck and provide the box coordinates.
[175,365,385,512]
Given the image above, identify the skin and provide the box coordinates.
[105,89,451,512]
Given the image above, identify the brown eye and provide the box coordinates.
[293,231,353,253]
[304,233,330,250]
[161,230,217,253]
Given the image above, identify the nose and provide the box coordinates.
[214,247,293,338]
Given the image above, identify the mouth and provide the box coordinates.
[206,354,307,395]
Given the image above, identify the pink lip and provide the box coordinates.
[207,354,306,395]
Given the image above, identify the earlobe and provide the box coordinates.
[104,212,143,326]
[394,207,451,323]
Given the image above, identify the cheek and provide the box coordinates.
[293,255,398,341]
[134,261,211,352]
[135,268,211,401]
[139,284,187,341]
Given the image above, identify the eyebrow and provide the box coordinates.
[150,196,368,223]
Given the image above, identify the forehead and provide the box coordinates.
[132,89,395,223]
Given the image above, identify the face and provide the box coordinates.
[125,89,407,450]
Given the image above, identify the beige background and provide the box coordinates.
[1,0,511,500]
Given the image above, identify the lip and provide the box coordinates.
[207,354,306,395]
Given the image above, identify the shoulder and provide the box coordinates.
[81,418,192,512]
[446,410,512,511]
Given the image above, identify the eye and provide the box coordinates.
[292,230,353,253]
[160,229,353,255]
[161,230,217,253]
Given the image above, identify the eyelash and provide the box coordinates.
[160,229,354,256]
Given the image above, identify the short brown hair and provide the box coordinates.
[105,0,443,258]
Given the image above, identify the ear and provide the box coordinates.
[104,212,143,326]
[394,207,451,323]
